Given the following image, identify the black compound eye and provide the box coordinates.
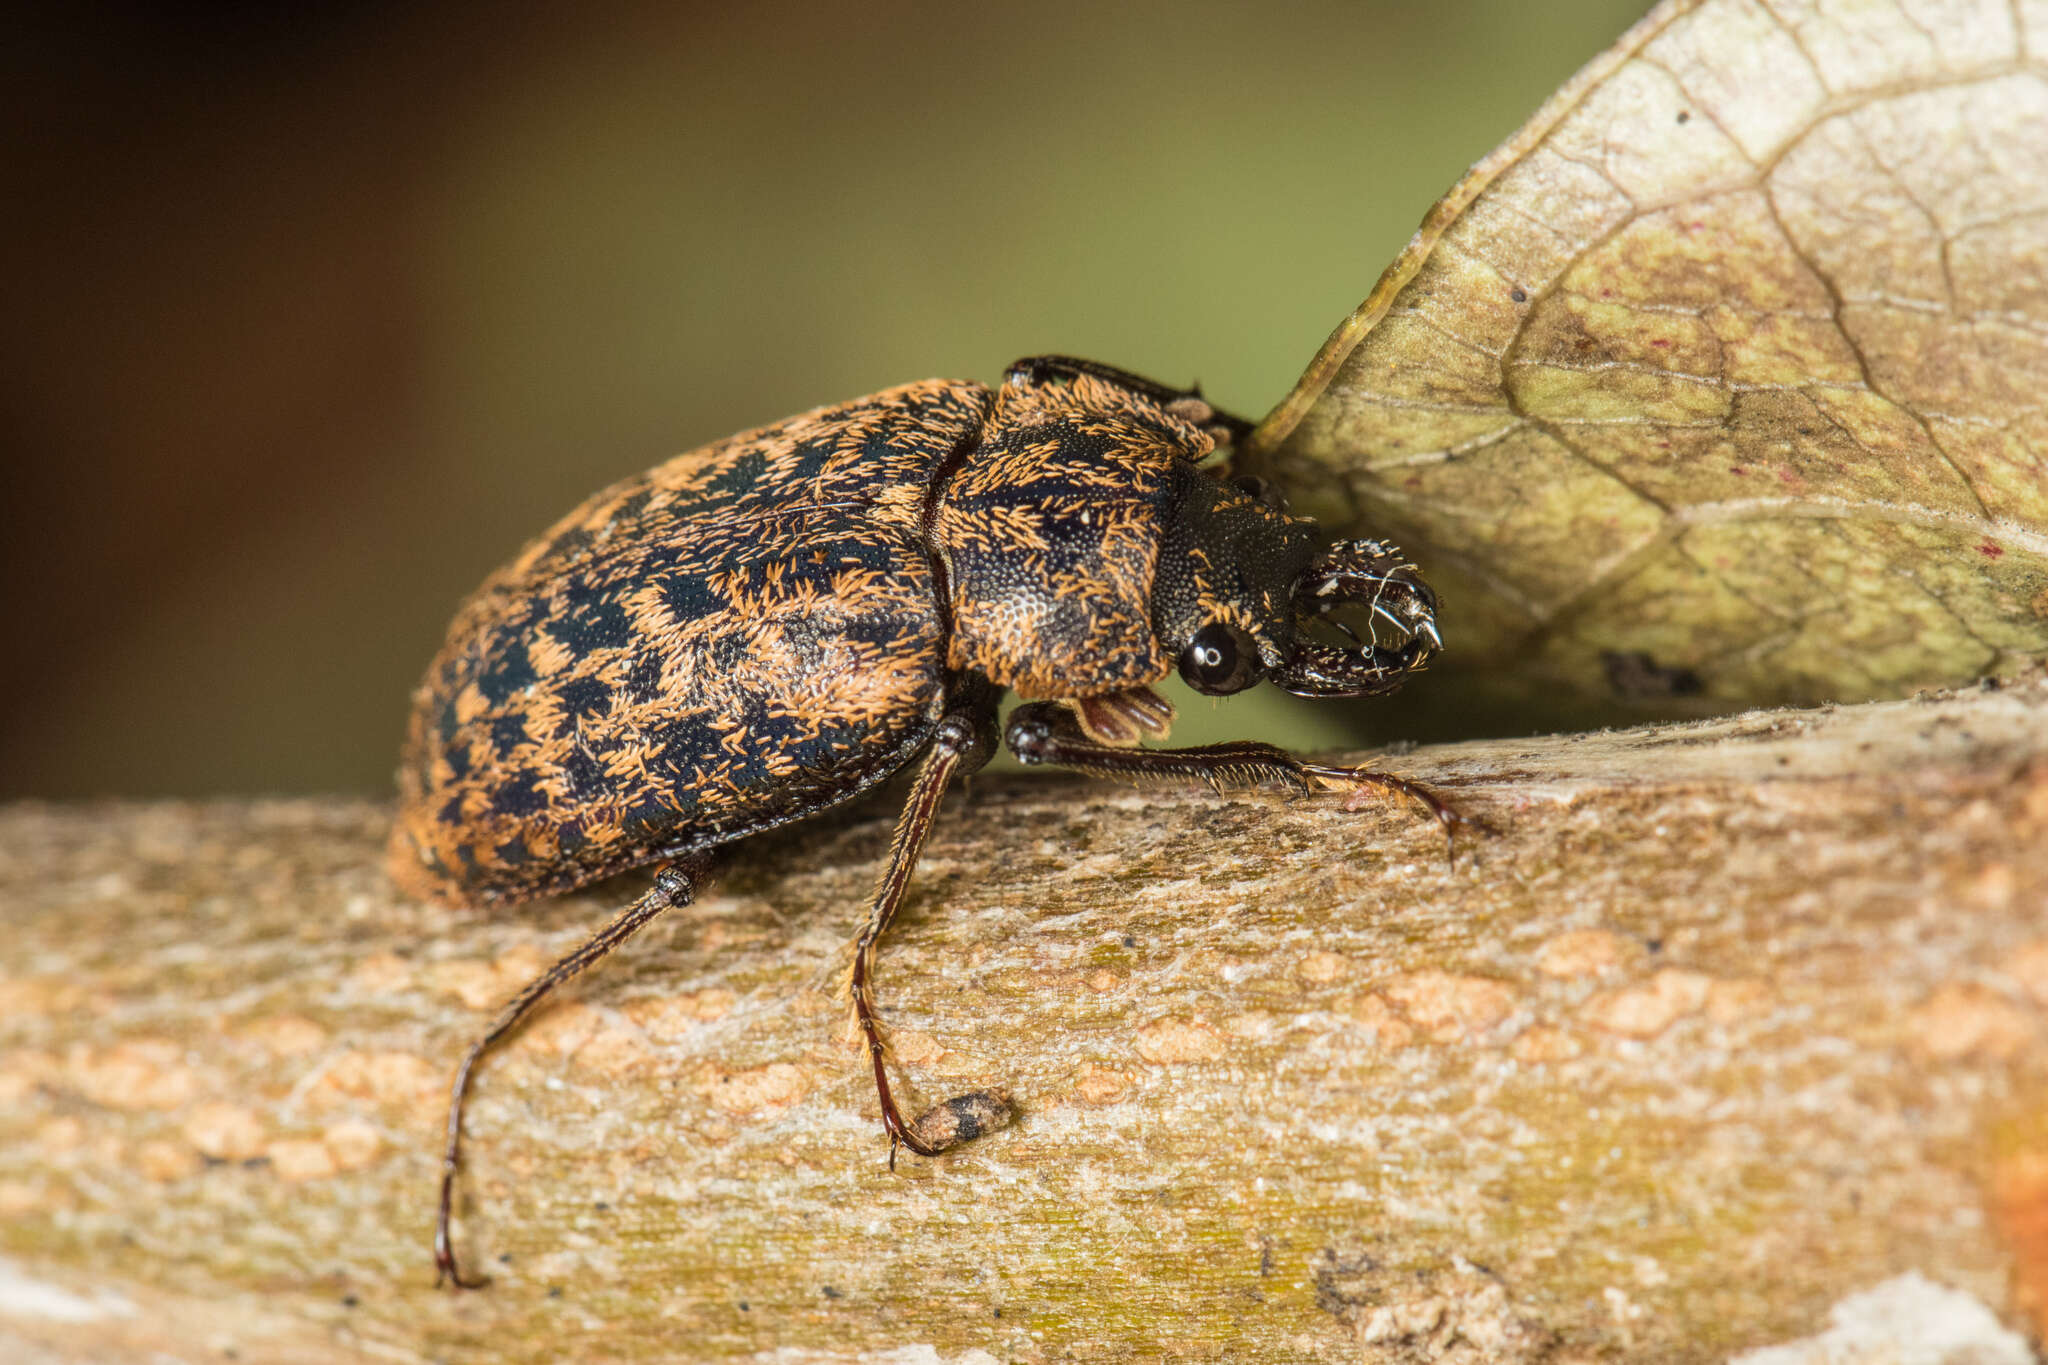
[1178,622,1261,696]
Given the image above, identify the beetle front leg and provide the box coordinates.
[1004,700,1463,856]
[851,692,1003,1166]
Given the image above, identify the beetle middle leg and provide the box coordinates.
[1004,697,1463,855]
[850,690,1000,1165]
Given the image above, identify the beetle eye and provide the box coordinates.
[1178,622,1260,696]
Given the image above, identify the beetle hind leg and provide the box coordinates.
[851,692,1003,1166]
[1005,701,1463,858]
[433,856,705,1290]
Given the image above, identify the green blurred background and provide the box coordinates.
[3,0,1649,800]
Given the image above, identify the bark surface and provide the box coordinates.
[4,676,2047,1362]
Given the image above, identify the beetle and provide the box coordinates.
[389,355,1452,1287]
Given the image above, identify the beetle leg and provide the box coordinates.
[434,856,705,1291]
[850,697,998,1167]
[1005,701,1463,857]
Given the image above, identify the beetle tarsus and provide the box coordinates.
[1299,761,1468,866]
[433,1162,486,1290]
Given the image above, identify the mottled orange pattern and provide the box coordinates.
[390,381,990,904]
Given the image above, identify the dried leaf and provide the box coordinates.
[1253,0,2048,718]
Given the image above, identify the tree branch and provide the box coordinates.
[5,675,2047,1362]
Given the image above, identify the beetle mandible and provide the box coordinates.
[390,355,1454,1288]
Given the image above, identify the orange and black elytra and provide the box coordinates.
[391,355,1456,1287]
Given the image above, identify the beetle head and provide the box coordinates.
[1269,537,1441,697]
[1153,473,1441,700]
